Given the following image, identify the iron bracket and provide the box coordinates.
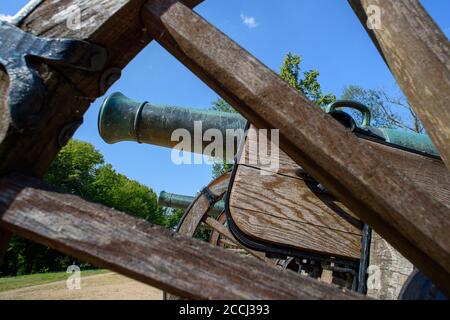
[201,187,221,205]
[0,20,107,132]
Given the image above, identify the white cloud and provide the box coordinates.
[0,14,14,22]
[240,14,258,29]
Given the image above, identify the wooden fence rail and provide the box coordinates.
[0,174,364,300]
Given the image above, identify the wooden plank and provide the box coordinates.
[240,127,363,222]
[209,211,227,246]
[203,217,237,244]
[0,174,363,300]
[230,207,361,260]
[143,0,450,295]
[0,0,203,280]
[0,0,203,178]
[348,0,450,168]
[218,239,238,248]
[232,165,362,236]
[178,173,230,237]
[203,216,266,261]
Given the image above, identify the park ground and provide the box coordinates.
[0,270,162,300]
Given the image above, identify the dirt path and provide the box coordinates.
[0,273,163,300]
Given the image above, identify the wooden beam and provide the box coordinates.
[348,0,450,168]
[203,216,266,261]
[0,174,363,300]
[0,0,203,284]
[142,0,450,295]
[0,0,203,178]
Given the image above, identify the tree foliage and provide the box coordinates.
[1,140,177,276]
[341,85,424,133]
[280,52,336,107]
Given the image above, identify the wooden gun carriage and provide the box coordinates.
[99,92,446,298]
[0,0,449,300]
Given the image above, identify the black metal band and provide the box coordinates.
[201,187,220,205]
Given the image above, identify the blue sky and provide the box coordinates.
[1,1,449,197]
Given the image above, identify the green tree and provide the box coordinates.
[44,140,104,198]
[164,208,184,231]
[280,52,336,107]
[341,85,424,133]
[89,164,163,223]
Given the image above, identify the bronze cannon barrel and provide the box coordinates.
[98,93,439,160]
[98,92,247,160]
[158,191,225,215]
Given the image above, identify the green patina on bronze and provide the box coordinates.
[98,92,439,159]
[326,100,439,158]
[98,92,246,161]
[158,191,225,215]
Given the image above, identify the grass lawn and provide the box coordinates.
[0,269,107,292]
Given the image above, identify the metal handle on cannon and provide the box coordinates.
[326,100,372,127]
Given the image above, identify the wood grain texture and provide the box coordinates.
[209,211,227,246]
[178,173,230,237]
[143,0,450,295]
[0,0,203,178]
[348,0,450,168]
[0,0,204,286]
[203,216,266,261]
[230,207,361,260]
[218,239,238,248]
[232,164,362,234]
[367,232,414,300]
[0,174,364,300]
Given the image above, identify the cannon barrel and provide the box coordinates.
[158,191,225,215]
[98,93,439,160]
[326,101,439,158]
[98,92,247,159]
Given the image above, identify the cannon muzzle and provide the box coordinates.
[98,92,247,159]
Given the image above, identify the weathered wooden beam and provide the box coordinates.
[0,0,203,178]
[142,0,450,295]
[203,216,266,261]
[0,174,363,300]
[0,0,203,266]
[348,0,450,169]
